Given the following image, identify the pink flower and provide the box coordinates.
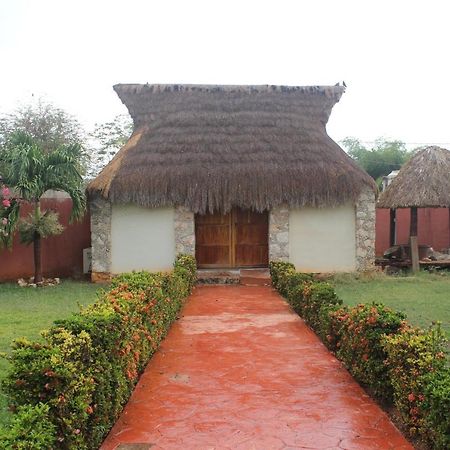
[2,199,10,208]
[1,218,7,225]
[1,186,9,197]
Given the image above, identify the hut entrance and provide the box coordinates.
[195,208,269,268]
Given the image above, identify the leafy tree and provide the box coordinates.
[341,137,413,184]
[0,98,88,173]
[88,114,132,178]
[0,101,133,179]
[0,132,86,283]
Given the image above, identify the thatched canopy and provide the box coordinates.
[88,84,375,213]
[378,146,450,209]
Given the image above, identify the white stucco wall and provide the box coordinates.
[111,205,175,273]
[289,204,356,272]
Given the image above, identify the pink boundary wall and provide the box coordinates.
[376,208,450,256]
[3,203,448,277]
[0,198,91,281]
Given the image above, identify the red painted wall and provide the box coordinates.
[376,208,450,256]
[0,198,91,281]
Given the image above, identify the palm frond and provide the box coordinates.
[0,132,86,224]
[41,143,86,221]
[19,209,64,245]
[8,131,36,148]
[2,133,46,201]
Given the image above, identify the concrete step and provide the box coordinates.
[196,269,271,286]
[196,270,240,285]
[240,269,271,286]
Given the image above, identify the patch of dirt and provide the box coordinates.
[17,277,61,287]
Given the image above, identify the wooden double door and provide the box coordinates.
[195,208,269,268]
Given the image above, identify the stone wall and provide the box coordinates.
[90,195,112,281]
[89,196,375,276]
[269,206,289,261]
[174,206,195,256]
[355,187,376,271]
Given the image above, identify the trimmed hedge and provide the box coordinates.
[270,261,449,449]
[332,303,406,399]
[0,403,56,449]
[0,254,196,450]
[422,367,450,449]
[383,323,448,444]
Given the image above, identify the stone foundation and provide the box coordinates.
[269,206,289,261]
[91,271,112,283]
[90,195,112,280]
[355,187,376,271]
[174,206,195,256]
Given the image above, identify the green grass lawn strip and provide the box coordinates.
[334,272,450,338]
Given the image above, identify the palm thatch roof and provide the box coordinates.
[88,84,376,213]
[378,146,450,208]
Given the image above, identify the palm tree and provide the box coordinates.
[1,132,86,283]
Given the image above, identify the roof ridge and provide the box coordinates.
[113,83,345,97]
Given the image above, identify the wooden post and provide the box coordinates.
[410,206,419,273]
[389,208,396,247]
[410,206,418,236]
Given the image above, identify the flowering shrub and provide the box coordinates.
[0,254,196,449]
[284,272,314,302]
[300,282,342,332]
[422,367,450,449]
[269,261,296,296]
[174,253,197,286]
[0,403,56,449]
[1,185,11,208]
[333,303,406,399]
[0,183,19,248]
[382,324,447,442]
[269,261,449,449]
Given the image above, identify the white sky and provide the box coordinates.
[1,0,450,148]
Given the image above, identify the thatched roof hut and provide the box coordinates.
[88,84,375,214]
[378,146,450,208]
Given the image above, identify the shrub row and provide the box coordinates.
[270,261,449,449]
[0,254,197,450]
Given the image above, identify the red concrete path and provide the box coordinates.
[101,286,412,450]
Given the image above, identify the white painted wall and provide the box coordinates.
[111,205,175,273]
[289,204,356,272]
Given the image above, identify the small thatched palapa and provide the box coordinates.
[378,146,450,209]
[88,84,375,213]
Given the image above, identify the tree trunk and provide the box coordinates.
[410,206,418,237]
[33,231,43,283]
[32,202,43,284]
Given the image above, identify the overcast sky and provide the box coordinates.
[1,0,449,148]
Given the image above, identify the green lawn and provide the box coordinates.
[334,272,450,338]
[0,281,101,427]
